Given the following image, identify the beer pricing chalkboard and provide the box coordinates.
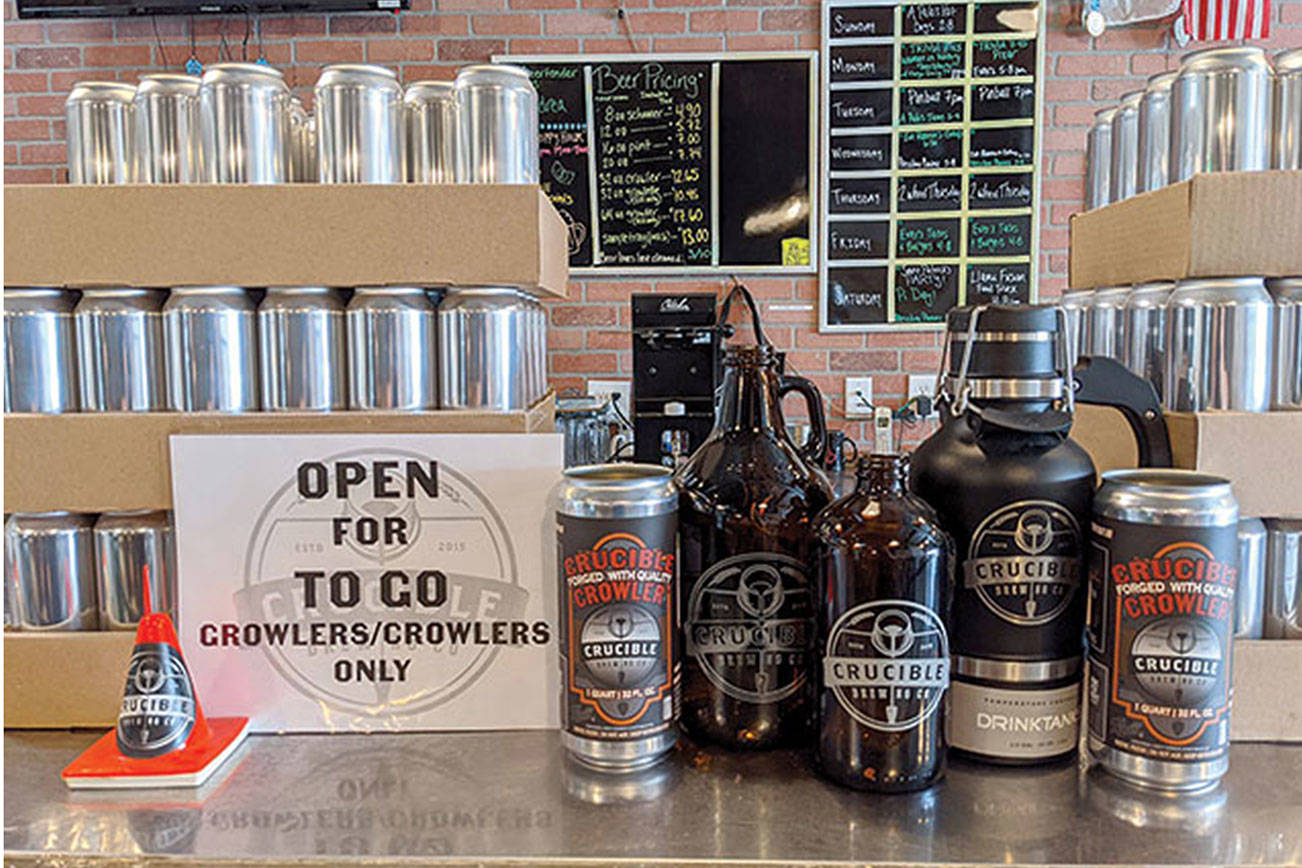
[502,53,817,273]
[820,0,1043,329]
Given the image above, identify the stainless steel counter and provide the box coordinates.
[5,731,1301,867]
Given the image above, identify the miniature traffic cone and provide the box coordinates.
[62,566,250,789]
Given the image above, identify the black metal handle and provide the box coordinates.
[779,374,828,466]
[1073,355,1173,468]
[717,281,769,347]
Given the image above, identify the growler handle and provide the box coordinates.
[779,374,828,466]
[1073,355,1173,468]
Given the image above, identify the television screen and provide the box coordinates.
[17,0,406,18]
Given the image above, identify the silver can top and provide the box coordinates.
[66,81,135,105]
[1096,469,1237,528]
[405,80,456,104]
[135,74,201,98]
[1145,70,1178,91]
[317,63,401,88]
[1267,277,1302,299]
[1117,90,1144,112]
[349,286,435,310]
[3,287,75,312]
[1089,285,1130,306]
[1278,48,1302,75]
[203,63,286,85]
[165,286,255,310]
[1126,282,1174,308]
[1170,276,1272,305]
[557,464,677,518]
[76,287,165,310]
[94,510,171,532]
[6,512,94,534]
[261,286,343,306]
[1178,45,1271,75]
[1092,106,1117,124]
[455,64,535,91]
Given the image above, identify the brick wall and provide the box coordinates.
[4,0,1300,442]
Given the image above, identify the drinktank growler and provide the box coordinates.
[911,304,1170,765]
[676,344,832,749]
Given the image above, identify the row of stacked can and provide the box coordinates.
[1237,518,1302,640]
[64,62,536,185]
[3,511,175,632]
[1085,46,1302,210]
[2,286,548,414]
[1060,277,1301,413]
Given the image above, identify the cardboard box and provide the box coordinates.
[1069,171,1302,289]
[3,184,569,297]
[3,393,556,514]
[1071,406,1302,519]
[4,632,134,729]
[1230,640,1302,743]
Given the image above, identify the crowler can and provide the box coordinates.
[1086,469,1238,792]
[556,464,678,771]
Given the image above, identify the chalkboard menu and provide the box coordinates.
[502,53,818,273]
[820,0,1043,330]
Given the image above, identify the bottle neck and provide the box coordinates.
[715,362,784,435]
[857,454,908,497]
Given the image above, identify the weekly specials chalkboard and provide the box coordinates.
[820,0,1043,330]
[500,53,818,274]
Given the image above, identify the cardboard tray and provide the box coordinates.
[3,393,556,514]
[2,184,569,297]
[1069,171,1302,289]
[1071,405,1302,519]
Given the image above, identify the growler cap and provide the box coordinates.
[945,304,1065,390]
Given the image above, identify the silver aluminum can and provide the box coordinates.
[1085,107,1115,210]
[1060,288,1092,366]
[438,287,530,411]
[316,64,404,184]
[285,96,308,182]
[75,287,166,412]
[1268,277,1302,410]
[1170,46,1273,182]
[1235,518,1267,639]
[93,510,175,630]
[1164,277,1273,412]
[4,524,17,630]
[5,512,97,631]
[455,64,539,184]
[4,287,79,414]
[528,292,548,404]
[406,80,460,183]
[1083,285,1129,361]
[200,62,289,184]
[65,81,135,185]
[1274,49,1302,170]
[259,287,347,411]
[1108,91,1143,204]
[164,286,260,412]
[556,464,678,770]
[301,114,319,183]
[1123,281,1173,403]
[1137,71,1176,193]
[134,73,202,184]
[1086,469,1238,792]
[347,286,437,410]
[556,397,612,468]
[1264,519,1302,640]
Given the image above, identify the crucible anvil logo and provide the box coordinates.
[965,500,1081,625]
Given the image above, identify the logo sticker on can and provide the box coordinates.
[685,552,814,703]
[965,500,1082,625]
[117,642,197,758]
[559,515,677,741]
[824,600,949,732]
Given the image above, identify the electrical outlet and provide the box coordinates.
[907,375,939,419]
[589,379,632,415]
[844,377,874,419]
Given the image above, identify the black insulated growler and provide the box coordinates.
[910,304,1170,765]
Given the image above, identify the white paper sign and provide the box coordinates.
[170,433,563,733]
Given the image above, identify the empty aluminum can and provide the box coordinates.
[1269,277,1302,410]
[1085,107,1115,210]
[347,286,438,410]
[65,81,135,184]
[1137,71,1176,193]
[5,513,97,631]
[164,286,260,412]
[438,287,531,411]
[75,287,166,412]
[1165,277,1273,412]
[285,96,309,182]
[315,64,404,184]
[456,64,539,184]
[1274,49,1302,170]
[259,287,347,411]
[1059,288,1092,366]
[1122,281,1172,403]
[1170,46,1273,182]
[1236,518,1267,639]
[1108,91,1143,204]
[1264,519,1302,640]
[527,292,548,404]
[200,62,290,184]
[134,73,202,183]
[4,287,79,414]
[556,397,613,468]
[406,80,460,183]
[1084,285,1129,361]
[94,511,175,630]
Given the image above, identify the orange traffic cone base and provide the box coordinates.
[61,717,249,790]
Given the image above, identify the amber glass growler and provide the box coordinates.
[814,454,953,791]
[675,344,832,749]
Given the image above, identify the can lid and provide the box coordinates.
[66,81,136,103]
[1117,90,1144,109]
[1092,106,1117,122]
[136,73,201,96]
[562,463,673,489]
[405,80,456,100]
[1146,70,1178,89]
[1178,45,1270,74]
[204,62,285,80]
[319,63,399,80]
[455,64,534,89]
[1278,48,1302,73]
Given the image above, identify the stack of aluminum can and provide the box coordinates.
[1085,46,1301,210]
[1236,517,1302,641]
[3,511,176,632]
[5,285,551,416]
[64,61,539,186]
[1061,276,1300,414]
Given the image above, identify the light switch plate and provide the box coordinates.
[907,375,939,419]
[844,377,874,419]
[588,379,632,416]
